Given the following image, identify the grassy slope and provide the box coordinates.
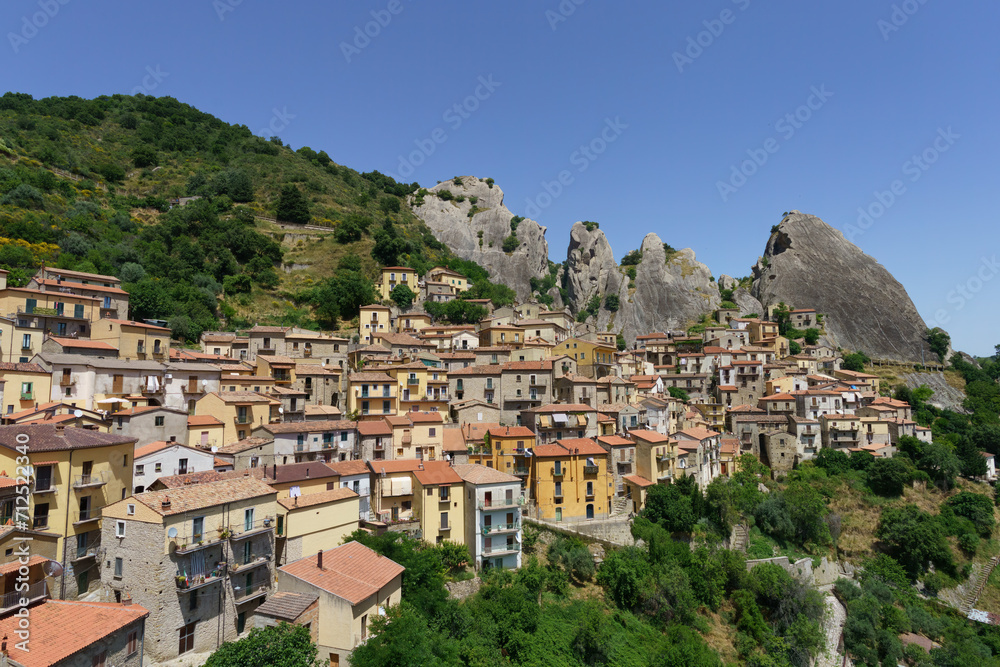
[0,93,466,332]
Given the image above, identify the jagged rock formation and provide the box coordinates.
[564,223,720,342]
[732,287,763,317]
[410,176,548,301]
[751,211,931,361]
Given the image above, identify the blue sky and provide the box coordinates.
[3,0,998,355]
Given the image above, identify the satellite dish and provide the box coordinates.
[73,409,83,418]
[168,527,179,538]
[211,446,218,453]
[43,561,64,578]
[278,407,284,414]
[202,379,208,387]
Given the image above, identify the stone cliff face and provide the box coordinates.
[410,176,549,301]
[564,223,719,342]
[751,211,931,361]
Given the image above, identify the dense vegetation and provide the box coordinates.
[0,92,512,340]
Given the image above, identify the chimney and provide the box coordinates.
[305,468,310,479]
[122,596,133,606]
[317,550,323,570]
[161,496,171,510]
[169,435,176,443]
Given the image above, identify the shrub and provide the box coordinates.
[620,249,642,266]
[502,234,518,253]
[604,294,620,311]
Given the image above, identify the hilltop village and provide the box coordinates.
[0,261,965,666]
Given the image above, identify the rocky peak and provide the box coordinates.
[751,211,931,361]
[410,176,549,301]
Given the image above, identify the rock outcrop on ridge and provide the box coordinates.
[410,176,549,302]
[564,223,720,342]
[751,211,931,361]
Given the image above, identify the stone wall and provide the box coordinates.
[745,555,851,587]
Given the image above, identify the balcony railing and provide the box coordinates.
[19,392,33,400]
[0,581,47,612]
[552,468,564,477]
[73,507,103,525]
[233,580,269,602]
[483,543,520,555]
[407,378,420,385]
[73,471,109,489]
[59,377,75,387]
[513,467,529,476]
[482,522,519,535]
[477,497,524,510]
[73,545,98,561]
[174,535,225,555]
[229,517,275,540]
[583,465,599,474]
[175,568,226,592]
[234,415,252,425]
[230,555,271,574]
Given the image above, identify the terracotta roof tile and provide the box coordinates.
[451,464,521,484]
[278,487,357,510]
[254,591,318,621]
[412,461,463,486]
[279,541,404,605]
[136,476,275,515]
[0,424,135,453]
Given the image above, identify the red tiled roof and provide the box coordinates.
[47,337,118,350]
[623,474,655,488]
[102,318,171,332]
[279,541,404,605]
[628,429,669,443]
[533,443,569,457]
[278,487,357,510]
[368,460,422,474]
[356,421,392,436]
[554,438,607,456]
[597,435,632,447]
[188,415,224,426]
[407,411,443,424]
[0,599,148,667]
[413,461,463,486]
[326,460,370,476]
[487,426,535,438]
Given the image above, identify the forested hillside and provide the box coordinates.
[0,92,512,340]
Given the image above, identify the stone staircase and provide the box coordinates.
[962,555,1000,614]
[611,497,631,516]
[731,523,749,553]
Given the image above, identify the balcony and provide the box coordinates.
[72,507,103,526]
[176,569,225,593]
[32,515,49,530]
[234,415,253,425]
[552,467,564,477]
[230,555,271,574]
[229,517,275,541]
[19,391,33,400]
[73,471,109,489]
[439,523,451,532]
[483,543,520,555]
[174,536,225,555]
[233,580,269,603]
[151,348,165,358]
[513,467,529,476]
[482,522,519,535]
[184,384,204,394]
[477,497,524,510]
[32,482,56,496]
[0,581,47,613]
[407,378,420,385]
[583,465,599,475]
[72,545,98,562]
[257,346,276,356]
[59,377,75,387]
[141,378,164,394]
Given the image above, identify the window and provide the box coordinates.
[115,520,126,537]
[33,503,49,529]
[244,508,254,531]
[154,416,165,427]
[154,463,162,473]
[127,504,135,515]
[192,516,203,541]
[429,427,436,437]
[127,630,139,657]
[92,650,107,667]
[237,611,247,634]
[440,511,449,529]
[114,557,123,577]
[21,334,31,349]
[179,622,196,655]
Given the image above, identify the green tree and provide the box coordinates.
[945,491,995,537]
[275,184,311,224]
[876,504,954,578]
[866,457,910,496]
[390,284,416,310]
[126,278,171,320]
[803,328,820,345]
[348,604,460,667]
[926,327,951,362]
[643,483,696,533]
[204,623,321,667]
[667,386,689,402]
[616,333,627,351]
[788,341,802,355]
[502,234,518,253]
[604,294,620,311]
[841,351,870,372]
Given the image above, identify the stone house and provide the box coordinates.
[100,476,278,663]
[521,404,598,443]
[111,405,189,447]
[245,325,291,360]
[254,420,358,465]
